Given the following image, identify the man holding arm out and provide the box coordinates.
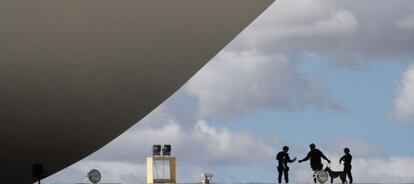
[298,143,331,183]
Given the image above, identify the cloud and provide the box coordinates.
[192,120,275,164]
[393,64,414,121]
[352,156,414,183]
[185,50,341,118]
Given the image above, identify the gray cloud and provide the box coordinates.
[185,50,342,118]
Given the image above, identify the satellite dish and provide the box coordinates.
[87,169,101,184]
[315,170,329,184]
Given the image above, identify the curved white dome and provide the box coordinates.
[0,0,273,183]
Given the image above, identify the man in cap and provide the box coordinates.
[276,146,297,183]
[298,143,331,183]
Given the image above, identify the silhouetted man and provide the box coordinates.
[298,143,331,183]
[340,147,353,183]
[276,146,297,183]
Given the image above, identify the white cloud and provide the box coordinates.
[185,50,341,118]
[393,64,414,121]
[192,120,274,164]
[352,157,414,183]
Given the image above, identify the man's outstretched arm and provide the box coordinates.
[288,155,297,163]
[298,153,310,163]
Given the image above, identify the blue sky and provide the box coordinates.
[45,0,414,183]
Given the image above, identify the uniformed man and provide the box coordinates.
[339,147,353,183]
[276,146,297,183]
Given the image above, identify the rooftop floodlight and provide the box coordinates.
[152,145,161,156]
[162,144,171,156]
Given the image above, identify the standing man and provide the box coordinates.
[276,146,297,183]
[339,147,353,183]
[298,143,331,183]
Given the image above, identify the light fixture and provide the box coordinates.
[162,144,171,156]
[152,145,161,156]
[87,169,101,184]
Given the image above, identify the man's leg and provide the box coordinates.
[344,166,353,184]
[347,171,353,183]
[284,169,289,183]
[278,167,283,183]
[312,168,318,183]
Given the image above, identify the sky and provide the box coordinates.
[44,0,414,183]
